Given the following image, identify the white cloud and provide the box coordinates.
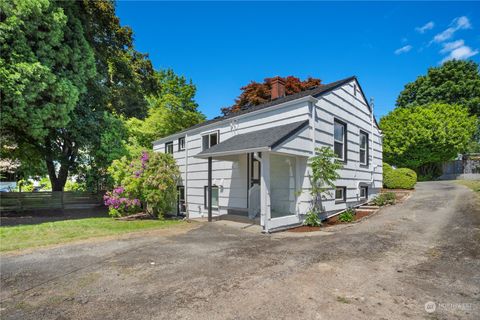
[432,16,472,43]
[416,21,434,33]
[394,45,413,55]
[440,40,465,54]
[441,45,478,63]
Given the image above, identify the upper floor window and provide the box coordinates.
[165,142,173,154]
[202,131,219,150]
[334,119,347,161]
[178,137,185,151]
[359,131,369,165]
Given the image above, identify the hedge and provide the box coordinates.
[383,163,417,189]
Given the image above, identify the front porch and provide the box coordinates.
[195,121,311,232]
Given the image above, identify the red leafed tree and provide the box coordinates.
[221,76,322,115]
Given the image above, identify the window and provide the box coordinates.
[204,186,219,209]
[359,131,369,165]
[360,186,368,199]
[202,131,219,150]
[335,187,346,202]
[178,137,185,151]
[165,142,173,154]
[177,186,186,214]
[334,120,347,161]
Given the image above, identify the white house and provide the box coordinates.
[153,76,383,232]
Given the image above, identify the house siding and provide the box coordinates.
[153,79,383,223]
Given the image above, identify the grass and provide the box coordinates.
[456,180,480,193]
[0,218,183,252]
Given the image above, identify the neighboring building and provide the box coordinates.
[439,154,480,180]
[153,76,383,232]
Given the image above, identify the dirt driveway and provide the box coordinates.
[1,181,479,320]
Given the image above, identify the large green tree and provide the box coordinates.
[126,69,205,149]
[380,103,477,176]
[396,60,480,117]
[1,0,157,190]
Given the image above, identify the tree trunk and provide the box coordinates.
[45,137,76,192]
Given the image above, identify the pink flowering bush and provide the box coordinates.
[103,186,142,217]
[106,151,180,218]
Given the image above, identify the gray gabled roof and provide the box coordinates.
[153,76,365,146]
[196,120,309,158]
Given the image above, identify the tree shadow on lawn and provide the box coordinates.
[0,207,109,227]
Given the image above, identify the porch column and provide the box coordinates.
[260,152,271,232]
[208,156,212,222]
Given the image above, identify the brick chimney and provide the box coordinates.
[270,76,286,100]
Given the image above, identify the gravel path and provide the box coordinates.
[1,181,479,319]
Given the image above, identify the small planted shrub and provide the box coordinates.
[338,208,355,223]
[383,163,417,189]
[304,210,321,227]
[372,192,396,206]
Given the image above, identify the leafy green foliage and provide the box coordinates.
[303,211,321,227]
[380,103,477,176]
[383,163,417,189]
[126,70,205,149]
[107,151,180,217]
[372,192,396,206]
[308,147,343,212]
[338,208,355,223]
[396,60,480,118]
[0,0,158,191]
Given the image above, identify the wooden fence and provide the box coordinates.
[0,192,104,213]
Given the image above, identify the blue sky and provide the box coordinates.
[116,1,480,120]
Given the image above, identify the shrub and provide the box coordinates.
[106,151,180,217]
[383,163,417,189]
[372,192,396,206]
[104,187,142,217]
[338,208,355,223]
[304,210,321,227]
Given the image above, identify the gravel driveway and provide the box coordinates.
[1,181,479,320]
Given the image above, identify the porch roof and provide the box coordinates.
[196,120,309,158]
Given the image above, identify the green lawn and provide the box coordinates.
[457,180,480,193]
[0,218,183,252]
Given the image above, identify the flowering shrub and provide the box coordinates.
[106,151,180,218]
[103,186,141,217]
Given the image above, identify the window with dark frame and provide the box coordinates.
[334,119,347,161]
[165,141,173,154]
[359,131,369,165]
[202,131,219,150]
[204,185,219,209]
[178,137,185,151]
[360,186,368,199]
[335,187,346,202]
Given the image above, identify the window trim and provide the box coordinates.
[204,185,219,210]
[359,130,369,166]
[335,186,346,203]
[165,141,174,154]
[360,186,368,200]
[334,119,347,162]
[178,137,185,151]
[202,130,220,150]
